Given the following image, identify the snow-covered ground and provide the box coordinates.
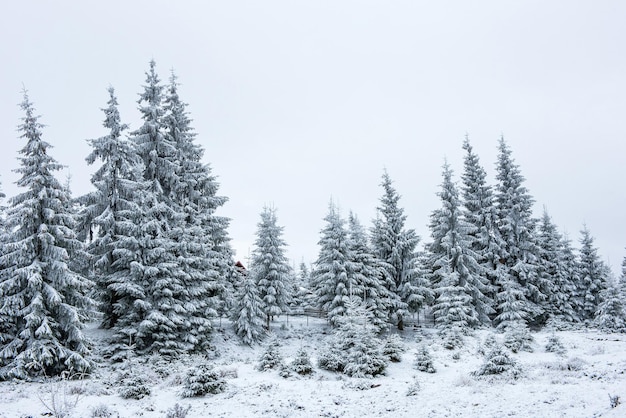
[1,317,625,418]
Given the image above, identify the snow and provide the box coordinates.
[1,317,625,418]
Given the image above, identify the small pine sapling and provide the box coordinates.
[442,326,464,350]
[257,338,284,372]
[503,322,534,353]
[414,345,436,373]
[477,333,498,356]
[383,334,406,363]
[406,376,421,396]
[545,333,566,355]
[181,364,226,397]
[473,345,520,379]
[291,348,314,375]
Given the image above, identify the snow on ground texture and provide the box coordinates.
[1,317,625,418]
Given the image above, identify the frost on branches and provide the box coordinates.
[0,92,93,379]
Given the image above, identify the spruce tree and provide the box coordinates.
[250,206,292,329]
[560,234,583,321]
[578,226,609,322]
[231,271,266,345]
[494,137,544,325]
[347,212,390,332]
[427,163,488,330]
[371,171,432,329]
[460,137,500,312]
[536,210,577,323]
[163,71,231,350]
[77,86,146,329]
[0,92,93,379]
[312,202,357,327]
[115,60,189,357]
[594,279,626,332]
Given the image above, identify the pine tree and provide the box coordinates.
[371,171,432,329]
[578,226,609,322]
[250,207,292,329]
[560,234,583,321]
[231,271,266,345]
[0,92,93,379]
[114,60,189,357]
[460,137,500,313]
[536,210,577,323]
[163,71,232,350]
[594,279,626,332]
[494,137,544,325]
[347,212,390,332]
[311,202,357,327]
[77,86,146,329]
[427,162,490,330]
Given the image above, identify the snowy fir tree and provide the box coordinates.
[558,234,584,322]
[593,279,625,332]
[111,60,193,357]
[77,86,146,330]
[231,271,266,345]
[460,137,500,310]
[311,202,357,327]
[427,162,490,330]
[318,299,387,378]
[162,70,232,350]
[494,137,544,325]
[578,226,609,322]
[494,278,528,330]
[0,92,93,379]
[347,212,390,332]
[371,171,432,329]
[536,210,577,323]
[250,206,291,329]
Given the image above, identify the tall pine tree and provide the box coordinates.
[0,92,93,379]
[312,202,357,327]
[250,207,291,329]
[577,226,609,322]
[77,86,146,329]
[494,137,544,326]
[427,162,489,330]
[371,171,432,329]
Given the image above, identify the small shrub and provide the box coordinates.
[414,345,436,373]
[291,348,314,375]
[473,345,521,379]
[181,364,226,397]
[257,338,284,372]
[609,394,621,409]
[442,327,464,350]
[118,375,151,399]
[317,344,345,373]
[477,333,498,355]
[406,377,421,396]
[503,322,534,353]
[545,333,566,355]
[383,334,405,363]
[165,403,192,418]
[90,404,114,418]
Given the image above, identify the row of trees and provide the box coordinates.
[233,137,625,344]
[0,60,623,379]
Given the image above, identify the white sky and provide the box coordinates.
[1,1,625,274]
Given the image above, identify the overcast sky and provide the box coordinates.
[1,1,625,274]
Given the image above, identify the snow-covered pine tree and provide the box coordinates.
[115,60,189,357]
[460,137,500,315]
[163,71,232,350]
[494,137,544,325]
[559,234,583,322]
[427,162,490,330]
[594,278,626,332]
[347,212,390,332]
[0,92,93,379]
[577,226,610,322]
[77,86,146,330]
[231,270,266,345]
[371,171,432,329]
[311,202,357,327]
[250,206,292,329]
[536,209,577,323]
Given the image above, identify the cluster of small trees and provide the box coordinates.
[0,60,624,380]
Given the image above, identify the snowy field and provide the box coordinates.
[1,316,625,418]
